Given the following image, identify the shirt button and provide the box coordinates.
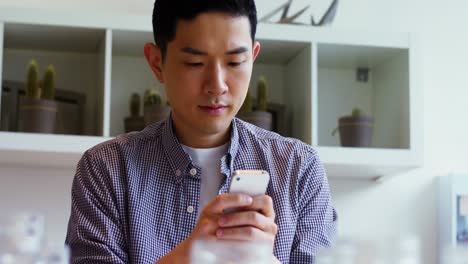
[189,168,197,176]
[187,206,194,213]
[175,170,181,176]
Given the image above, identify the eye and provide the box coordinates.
[228,61,244,67]
[185,62,203,67]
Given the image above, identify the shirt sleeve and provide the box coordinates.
[65,151,128,264]
[289,149,338,263]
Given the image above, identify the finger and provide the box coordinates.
[218,211,277,234]
[216,226,272,241]
[244,195,275,218]
[204,193,253,215]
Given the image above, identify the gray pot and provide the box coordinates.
[124,116,145,133]
[237,111,273,131]
[144,105,170,126]
[19,97,58,133]
[338,115,374,147]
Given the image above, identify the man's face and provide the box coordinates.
[145,12,260,147]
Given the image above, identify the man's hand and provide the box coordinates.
[157,193,278,263]
[215,194,277,242]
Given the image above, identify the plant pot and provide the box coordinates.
[338,115,374,147]
[237,111,273,131]
[124,116,145,133]
[143,105,170,126]
[19,97,57,133]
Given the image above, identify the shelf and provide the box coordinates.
[1,22,108,137]
[110,29,160,137]
[0,133,421,181]
[0,132,110,169]
[252,38,312,142]
[316,43,410,150]
[317,146,420,181]
[0,8,422,181]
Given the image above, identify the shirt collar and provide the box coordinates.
[161,115,241,183]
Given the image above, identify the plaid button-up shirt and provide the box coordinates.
[66,117,337,263]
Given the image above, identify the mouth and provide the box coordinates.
[198,104,229,115]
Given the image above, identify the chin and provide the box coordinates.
[200,119,232,134]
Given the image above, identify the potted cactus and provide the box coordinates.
[143,88,170,126]
[332,108,374,147]
[237,76,273,130]
[124,93,145,132]
[19,60,58,133]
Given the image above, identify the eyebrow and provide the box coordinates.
[180,46,249,56]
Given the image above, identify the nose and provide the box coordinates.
[203,62,228,96]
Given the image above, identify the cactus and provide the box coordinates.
[144,88,162,106]
[240,89,253,112]
[129,93,141,117]
[352,108,364,117]
[42,65,56,100]
[26,60,40,99]
[256,76,268,111]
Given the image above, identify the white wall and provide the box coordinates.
[1,1,468,263]
[0,167,74,246]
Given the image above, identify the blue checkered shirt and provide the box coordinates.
[65,117,337,263]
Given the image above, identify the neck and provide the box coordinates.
[171,120,231,149]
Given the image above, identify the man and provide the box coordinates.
[65,0,337,263]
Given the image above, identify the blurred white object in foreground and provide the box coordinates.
[191,239,272,264]
[441,245,468,264]
[316,235,421,264]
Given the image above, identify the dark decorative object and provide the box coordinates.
[356,67,370,82]
[260,0,339,26]
[237,76,273,131]
[311,0,339,26]
[19,60,58,133]
[332,108,374,147]
[143,88,170,126]
[124,93,145,132]
[1,80,86,135]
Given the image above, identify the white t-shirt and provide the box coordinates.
[182,143,228,217]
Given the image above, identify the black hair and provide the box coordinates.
[152,0,257,62]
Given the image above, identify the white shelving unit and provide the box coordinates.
[0,8,423,181]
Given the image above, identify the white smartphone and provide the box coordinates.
[229,170,270,197]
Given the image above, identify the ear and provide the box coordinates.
[252,41,261,62]
[144,43,165,84]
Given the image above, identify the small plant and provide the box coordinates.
[42,65,56,100]
[25,60,56,100]
[256,76,268,111]
[351,108,364,117]
[236,76,273,130]
[26,60,40,99]
[331,108,365,136]
[240,90,253,112]
[129,93,141,117]
[144,88,162,106]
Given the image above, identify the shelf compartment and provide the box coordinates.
[110,29,158,137]
[252,38,312,143]
[1,23,108,136]
[316,43,410,150]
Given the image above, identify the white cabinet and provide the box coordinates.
[0,8,422,180]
